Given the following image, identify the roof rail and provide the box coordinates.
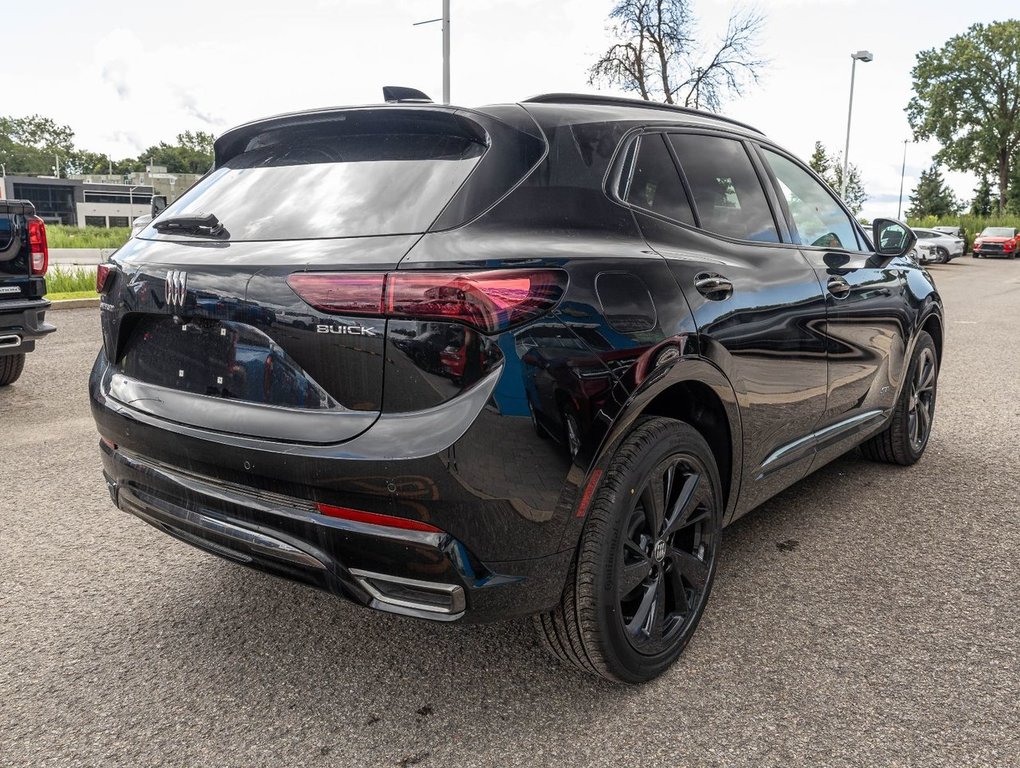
[522,93,763,135]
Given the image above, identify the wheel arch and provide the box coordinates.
[557,356,743,556]
[921,310,944,369]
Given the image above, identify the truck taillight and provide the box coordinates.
[287,269,567,334]
[96,264,116,293]
[28,216,48,275]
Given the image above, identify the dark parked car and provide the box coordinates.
[0,199,54,385]
[972,226,1018,258]
[89,93,944,683]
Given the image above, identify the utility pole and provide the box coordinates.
[414,1,451,104]
[897,140,909,219]
[53,153,61,178]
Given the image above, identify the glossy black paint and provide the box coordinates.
[89,97,943,623]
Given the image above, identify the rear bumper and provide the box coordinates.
[100,442,574,623]
[0,298,55,355]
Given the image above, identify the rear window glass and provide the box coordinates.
[668,134,779,243]
[153,123,486,241]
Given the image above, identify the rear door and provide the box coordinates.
[624,130,829,512]
[755,144,908,468]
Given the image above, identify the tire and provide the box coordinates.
[534,417,723,683]
[0,353,25,386]
[935,247,948,264]
[860,331,938,466]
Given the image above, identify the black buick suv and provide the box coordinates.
[89,93,943,683]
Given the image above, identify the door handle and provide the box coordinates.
[694,273,733,300]
[827,275,851,299]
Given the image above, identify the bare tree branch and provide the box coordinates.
[588,1,766,111]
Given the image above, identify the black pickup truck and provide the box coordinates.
[0,199,54,385]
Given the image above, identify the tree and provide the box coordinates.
[906,164,962,219]
[970,173,994,216]
[0,114,77,176]
[1007,158,1020,214]
[589,0,766,110]
[808,141,828,176]
[807,141,867,215]
[135,131,215,174]
[907,21,1020,213]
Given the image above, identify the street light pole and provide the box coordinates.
[414,1,451,104]
[128,184,140,226]
[897,139,909,219]
[442,0,450,104]
[842,50,873,200]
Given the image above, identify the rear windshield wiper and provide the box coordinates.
[152,213,227,238]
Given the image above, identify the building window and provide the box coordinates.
[83,192,153,205]
[84,216,107,228]
[12,182,77,225]
[108,216,129,228]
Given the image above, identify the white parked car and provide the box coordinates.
[911,227,964,264]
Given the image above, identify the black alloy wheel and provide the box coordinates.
[617,453,717,656]
[907,345,937,453]
[935,247,949,264]
[535,417,722,683]
[860,331,938,465]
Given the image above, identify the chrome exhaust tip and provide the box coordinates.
[0,334,21,349]
[350,568,466,618]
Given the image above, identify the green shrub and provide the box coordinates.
[45,225,131,250]
[46,266,96,294]
[907,214,1020,252]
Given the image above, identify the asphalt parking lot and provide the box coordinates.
[2,257,1018,767]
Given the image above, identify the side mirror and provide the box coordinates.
[151,195,168,217]
[872,218,916,258]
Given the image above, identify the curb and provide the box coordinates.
[49,297,100,311]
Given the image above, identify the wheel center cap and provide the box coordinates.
[653,540,667,562]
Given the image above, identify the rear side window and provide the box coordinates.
[621,134,695,226]
[668,134,779,243]
[155,119,486,241]
[761,148,865,252]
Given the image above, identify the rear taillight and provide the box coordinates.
[285,273,386,314]
[28,216,48,275]
[314,502,443,533]
[287,269,567,334]
[96,263,116,293]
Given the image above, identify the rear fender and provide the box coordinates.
[556,355,743,552]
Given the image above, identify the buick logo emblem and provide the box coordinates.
[653,540,667,562]
[166,270,188,309]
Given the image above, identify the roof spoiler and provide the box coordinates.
[382,86,433,104]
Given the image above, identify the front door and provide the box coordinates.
[756,146,908,468]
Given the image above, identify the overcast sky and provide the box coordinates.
[6,0,1015,221]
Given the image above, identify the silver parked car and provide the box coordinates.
[911,227,964,263]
